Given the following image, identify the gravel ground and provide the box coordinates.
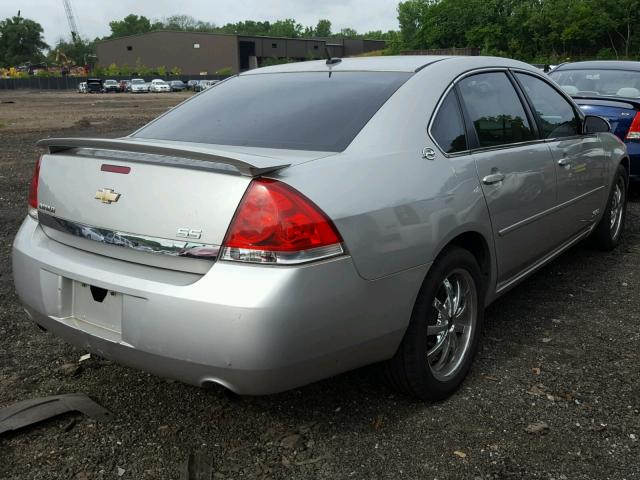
[0,90,639,480]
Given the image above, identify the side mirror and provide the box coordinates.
[583,115,611,134]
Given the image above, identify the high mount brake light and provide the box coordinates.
[220,178,344,265]
[27,155,42,219]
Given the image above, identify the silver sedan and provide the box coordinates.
[12,56,628,400]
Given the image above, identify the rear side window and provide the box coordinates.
[515,73,580,139]
[431,90,467,154]
[458,72,534,148]
[134,72,412,152]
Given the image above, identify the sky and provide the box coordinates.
[2,1,400,46]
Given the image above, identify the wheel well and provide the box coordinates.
[447,231,491,278]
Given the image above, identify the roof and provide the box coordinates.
[242,56,452,74]
[553,60,640,71]
[96,30,386,45]
[241,55,535,74]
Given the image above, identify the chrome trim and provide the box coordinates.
[427,67,549,158]
[219,243,344,265]
[38,212,220,259]
[498,185,605,237]
[496,225,594,294]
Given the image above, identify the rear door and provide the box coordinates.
[514,72,607,238]
[458,71,559,284]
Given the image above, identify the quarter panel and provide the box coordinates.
[277,61,498,283]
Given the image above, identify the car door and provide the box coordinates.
[514,72,607,239]
[457,71,559,285]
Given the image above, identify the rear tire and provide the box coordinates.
[591,164,628,251]
[385,246,485,401]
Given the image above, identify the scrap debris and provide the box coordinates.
[0,393,113,435]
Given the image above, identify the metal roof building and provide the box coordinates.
[96,31,386,74]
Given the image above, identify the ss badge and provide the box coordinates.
[176,228,202,240]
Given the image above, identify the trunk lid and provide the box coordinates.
[574,97,639,140]
[35,138,332,273]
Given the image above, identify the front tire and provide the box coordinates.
[385,246,485,401]
[591,164,628,251]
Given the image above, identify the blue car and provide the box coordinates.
[550,61,640,181]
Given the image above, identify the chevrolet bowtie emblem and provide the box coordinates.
[95,188,121,204]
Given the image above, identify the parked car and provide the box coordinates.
[14,56,628,400]
[103,79,120,93]
[186,79,200,91]
[169,80,187,92]
[119,80,131,92]
[193,79,218,92]
[550,61,640,181]
[78,82,87,94]
[129,78,149,93]
[149,79,171,93]
[85,78,103,93]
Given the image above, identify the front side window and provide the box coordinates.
[134,72,412,152]
[458,72,534,148]
[431,90,467,154]
[516,73,579,139]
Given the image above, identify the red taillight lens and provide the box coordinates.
[221,178,343,264]
[27,155,42,218]
[626,111,640,140]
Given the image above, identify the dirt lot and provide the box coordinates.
[0,90,639,480]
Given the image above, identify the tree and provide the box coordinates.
[336,28,359,38]
[162,15,200,31]
[47,37,95,66]
[0,15,48,67]
[315,19,332,37]
[109,15,158,38]
[270,19,304,38]
[105,62,119,76]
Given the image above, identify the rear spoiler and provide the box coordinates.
[36,137,291,177]
[572,96,640,111]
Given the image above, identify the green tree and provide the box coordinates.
[270,19,304,38]
[105,62,119,76]
[336,27,359,38]
[134,58,151,77]
[0,15,48,67]
[215,66,233,76]
[47,37,96,66]
[315,19,332,37]
[109,14,158,38]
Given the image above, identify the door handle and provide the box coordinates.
[482,172,505,185]
[558,158,571,168]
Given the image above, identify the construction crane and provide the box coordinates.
[61,0,81,42]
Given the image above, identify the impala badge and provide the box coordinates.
[95,188,121,204]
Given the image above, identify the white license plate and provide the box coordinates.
[72,282,123,334]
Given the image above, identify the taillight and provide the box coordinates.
[625,111,640,140]
[220,178,344,264]
[27,155,42,219]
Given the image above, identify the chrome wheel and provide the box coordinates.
[610,177,625,240]
[427,269,477,381]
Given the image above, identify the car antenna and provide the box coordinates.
[324,47,342,66]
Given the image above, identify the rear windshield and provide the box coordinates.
[550,69,640,98]
[133,71,412,152]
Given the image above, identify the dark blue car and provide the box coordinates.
[550,61,640,181]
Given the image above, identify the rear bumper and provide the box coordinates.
[12,217,426,394]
